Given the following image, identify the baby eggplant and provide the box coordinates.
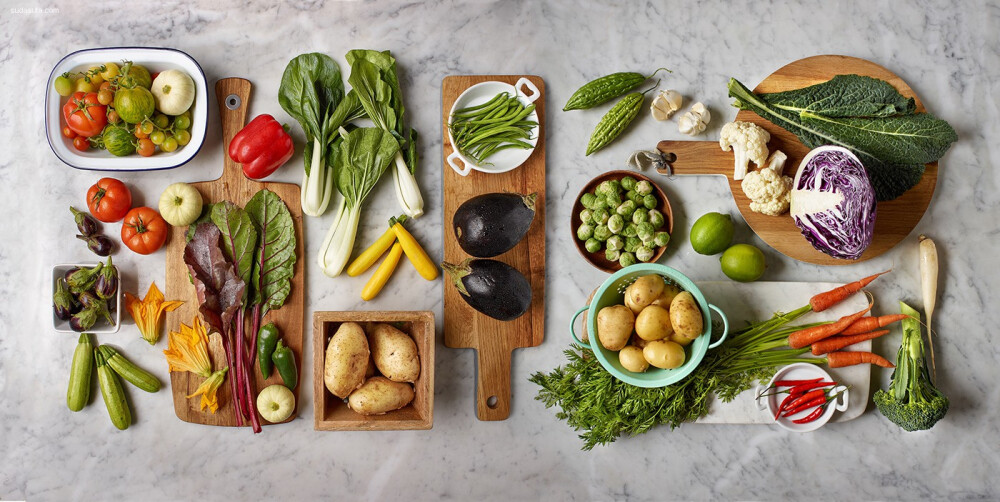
[67,262,103,295]
[442,258,531,321]
[70,206,99,236]
[77,234,115,257]
[53,278,78,321]
[453,192,537,257]
[94,257,119,300]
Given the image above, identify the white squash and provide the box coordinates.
[151,69,195,115]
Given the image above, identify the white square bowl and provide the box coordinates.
[53,263,121,334]
[45,47,208,171]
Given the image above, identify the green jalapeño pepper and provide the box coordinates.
[271,340,297,390]
[257,322,281,379]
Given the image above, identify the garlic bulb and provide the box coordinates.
[650,89,683,121]
[678,102,711,136]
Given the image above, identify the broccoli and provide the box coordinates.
[873,301,949,432]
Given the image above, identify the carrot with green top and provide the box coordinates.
[788,301,873,349]
[811,329,890,355]
[825,350,894,368]
[809,269,890,312]
[839,314,910,335]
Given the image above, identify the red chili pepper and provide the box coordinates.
[788,381,835,395]
[781,390,826,416]
[772,378,823,387]
[228,114,294,180]
[774,393,797,420]
[792,405,826,424]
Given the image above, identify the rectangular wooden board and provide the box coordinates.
[441,75,546,421]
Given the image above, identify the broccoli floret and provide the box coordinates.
[873,301,949,432]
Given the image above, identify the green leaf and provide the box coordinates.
[336,128,400,208]
[278,53,344,141]
[346,50,405,135]
[210,202,258,289]
[245,189,297,313]
[760,74,916,118]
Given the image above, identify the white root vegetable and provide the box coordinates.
[918,234,938,381]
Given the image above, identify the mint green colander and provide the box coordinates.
[569,263,728,387]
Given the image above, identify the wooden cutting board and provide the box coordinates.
[164,78,305,426]
[656,55,937,266]
[442,75,546,421]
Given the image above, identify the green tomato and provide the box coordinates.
[173,114,192,130]
[585,238,602,253]
[605,248,621,262]
[643,194,658,209]
[592,208,610,225]
[635,180,654,196]
[608,214,625,234]
[624,236,641,253]
[153,113,169,129]
[648,209,666,229]
[623,223,638,238]
[577,223,594,241]
[54,75,73,96]
[162,136,179,152]
[636,245,655,262]
[620,176,637,191]
[175,129,191,146]
[637,222,655,242]
[593,224,612,242]
[619,252,637,268]
[150,130,166,145]
[617,200,637,217]
[654,231,671,248]
[606,235,625,252]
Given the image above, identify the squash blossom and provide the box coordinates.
[164,316,228,414]
[125,282,184,345]
[187,367,228,414]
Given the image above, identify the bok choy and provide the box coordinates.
[318,127,401,277]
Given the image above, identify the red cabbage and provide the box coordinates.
[790,146,876,260]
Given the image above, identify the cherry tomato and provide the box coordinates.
[99,81,112,92]
[121,207,169,255]
[149,130,165,145]
[97,88,114,105]
[140,121,154,135]
[73,136,90,152]
[73,78,95,93]
[86,177,132,223]
[134,124,148,139]
[153,114,169,129]
[107,109,121,124]
[137,138,155,157]
[161,136,178,153]
[99,62,120,81]
[62,92,107,137]
[150,72,160,81]
[173,114,191,130]
[62,126,77,139]
[174,129,191,146]
[54,75,73,96]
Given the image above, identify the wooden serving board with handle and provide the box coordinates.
[164,78,305,426]
[441,75,546,421]
[656,55,937,266]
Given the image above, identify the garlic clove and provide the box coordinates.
[650,90,683,121]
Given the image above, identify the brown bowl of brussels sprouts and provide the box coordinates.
[571,170,673,273]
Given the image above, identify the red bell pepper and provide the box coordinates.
[228,114,294,180]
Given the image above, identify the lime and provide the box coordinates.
[689,212,734,255]
[720,244,766,282]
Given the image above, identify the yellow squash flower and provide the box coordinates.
[125,282,184,345]
[187,368,228,414]
[163,316,213,378]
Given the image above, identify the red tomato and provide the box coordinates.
[73,136,90,152]
[121,207,169,255]
[62,91,107,137]
[86,177,132,223]
[62,126,77,139]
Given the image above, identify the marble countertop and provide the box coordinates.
[3,0,999,500]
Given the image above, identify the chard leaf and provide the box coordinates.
[760,74,916,118]
[336,128,400,208]
[210,202,258,290]
[183,223,246,336]
[245,189,297,313]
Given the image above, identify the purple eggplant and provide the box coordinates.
[94,257,118,300]
[442,258,532,321]
[77,234,115,257]
[70,298,114,331]
[53,278,78,321]
[453,192,537,257]
[78,291,101,309]
[70,206,99,236]
[67,262,103,295]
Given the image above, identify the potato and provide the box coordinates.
[626,275,666,312]
[619,346,649,373]
[643,340,686,369]
[624,290,644,314]
[669,291,704,339]
[324,322,370,399]
[629,333,650,349]
[597,305,635,351]
[581,287,598,343]
[669,330,694,346]
[650,283,682,309]
[348,376,415,415]
[365,350,376,379]
[369,323,421,383]
[634,305,674,341]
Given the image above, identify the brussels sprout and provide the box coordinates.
[585,238,602,253]
[623,222,638,238]
[596,180,615,196]
[593,224,612,241]
[619,251,637,268]
[608,179,622,193]
[654,231,671,248]
[635,180,654,195]
[605,248,621,262]
[605,190,622,207]
[648,209,665,229]
[592,208,610,225]
[577,223,594,241]
[606,235,625,252]
[579,209,594,225]
[624,236,641,253]
[616,200,637,217]
[580,193,598,209]
[637,222,655,242]
[633,210,650,225]
[636,245,655,262]
[643,194,658,209]
[608,214,625,234]
[620,176,637,191]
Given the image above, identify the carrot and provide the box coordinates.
[839,314,909,335]
[826,350,894,368]
[809,269,890,312]
[811,329,890,355]
[788,302,873,349]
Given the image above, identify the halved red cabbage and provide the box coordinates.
[790,146,877,260]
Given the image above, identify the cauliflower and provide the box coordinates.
[741,167,793,216]
[720,121,770,180]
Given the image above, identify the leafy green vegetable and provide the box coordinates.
[728,77,957,201]
[210,202,258,290]
[245,189,297,314]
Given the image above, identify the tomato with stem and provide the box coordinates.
[136,138,155,157]
[73,136,90,152]
[63,92,107,137]
[86,177,132,223]
[121,207,169,255]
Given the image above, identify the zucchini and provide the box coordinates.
[99,345,160,393]
[95,349,131,430]
[67,333,94,412]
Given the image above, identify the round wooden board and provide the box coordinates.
[661,55,937,266]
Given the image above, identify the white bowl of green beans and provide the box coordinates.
[447,78,540,176]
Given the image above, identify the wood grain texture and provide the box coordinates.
[656,55,936,266]
[441,75,546,421]
[164,78,305,427]
[313,311,434,431]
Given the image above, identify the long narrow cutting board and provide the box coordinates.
[164,78,305,426]
[442,75,546,421]
[656,55,937,266]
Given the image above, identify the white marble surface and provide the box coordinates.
[2,0,999,500]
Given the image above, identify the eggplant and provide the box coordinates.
[77,234,115,256]
[442,258,531,321]
[53,278,78,320]
[94,257,118,299]
[70,206,99,236]
[453,192,537,257]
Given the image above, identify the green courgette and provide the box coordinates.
[95,349,131,430]
[67,333,94,412]
[563,68,669,111]
[98,345,160,393]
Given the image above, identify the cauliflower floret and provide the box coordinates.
[741,168,793,216]
[720,121,770,181]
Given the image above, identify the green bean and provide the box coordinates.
[451,90,538,165]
